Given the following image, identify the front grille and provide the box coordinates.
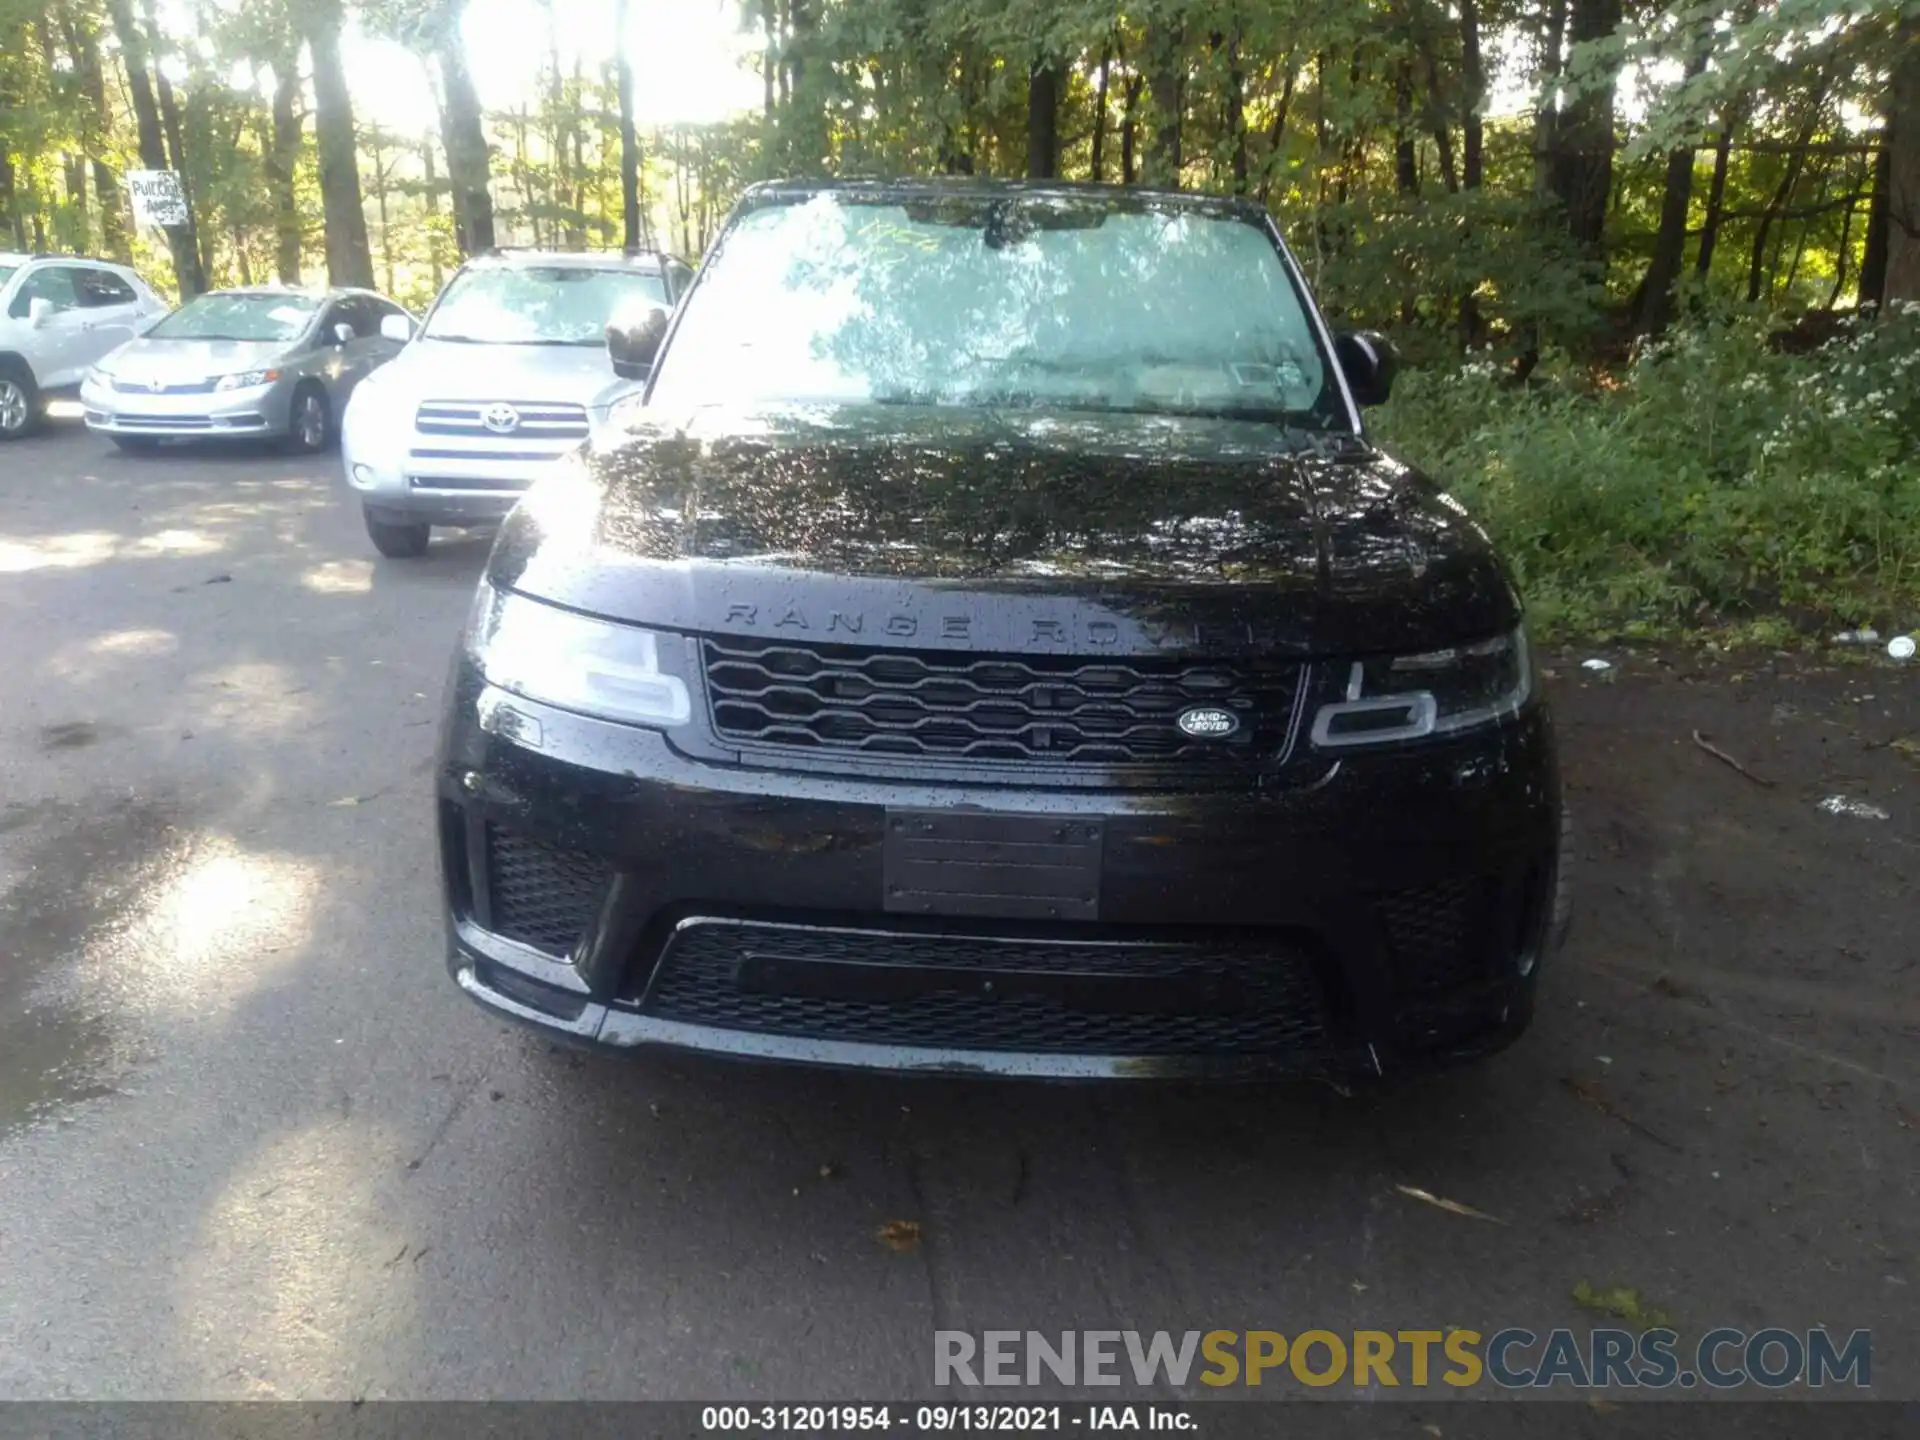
[701,637,1304,767]
[111,376,214,395]
[408,474,534,492]
[644,921,1330,1057]
[115,414,214,429]
[414,400,590,440]
[1375,875,1495,1002]
[484,824,612,955]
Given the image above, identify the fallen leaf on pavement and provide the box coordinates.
[1394,1184,1506,1224]
[877,1219,922,1253]
[1571,1280,1673,1329]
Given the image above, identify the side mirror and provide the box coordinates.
[28,297,54,327]
[332,321,356,346]
[379,312,414,343]
[1333,330,1398,406]
[607,304,670,381]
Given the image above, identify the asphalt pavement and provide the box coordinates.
[1,421,1914,1403]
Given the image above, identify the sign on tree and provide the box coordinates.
[127,170,189,228]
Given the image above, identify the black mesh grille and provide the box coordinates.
[1375,876,1495,1001]
[485,825,612,956]
[644,923,1330,1057]
[701,637,1303,767]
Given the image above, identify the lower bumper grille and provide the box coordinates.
[484,824,612,955]
[1375,876,1496,1002]
[644,921,1330,1057]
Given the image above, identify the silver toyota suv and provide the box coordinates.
[339,249,693,557]
[0,252,171,440]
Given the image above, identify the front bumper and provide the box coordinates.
[80,376,292,437]
[436,656,1565,1079]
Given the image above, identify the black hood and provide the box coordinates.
[489,404,1521,659]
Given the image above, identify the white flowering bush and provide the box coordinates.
[1373,303,1920,637]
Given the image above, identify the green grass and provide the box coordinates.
[1371,304,1920,643]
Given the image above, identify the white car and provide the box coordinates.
[340,249,694,557]
[0,253,171,440]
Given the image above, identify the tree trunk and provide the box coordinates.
[1745,88,1827,304]
[1460,0,1484,189]
[1548,0,1622,248]
[1255,63,1295,206]
[0,152,20,248]
[1143,22,1184,188]
[1859,143,1891,307]
[1026,61,1060,179]
[141,0,209,285]
[1884,13,1920,304]
[105,0,202,297]
[1089,43,1111,183]
[1121,73,1143,185]
[436,9,496,256]
[1533,0,1567,197]
[1636,39,1711,336]
[1694,109,1740,281]
[616,0,643,247]
[62,15,129,259]
[305,0,374,288]
[1394,67,1419,195]
[422,134,446,290]
[263,60,303,283]
[1220,31,1248,193]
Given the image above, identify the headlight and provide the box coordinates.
[467,582,690,728]
[213,368,280,391]
[1310,627,1532,749]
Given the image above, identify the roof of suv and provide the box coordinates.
[459,249,685,273]
[736,176,1270,223]
[0,251,142,271]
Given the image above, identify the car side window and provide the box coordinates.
[318,300,358,343]
[8,266,80,318]
[76,268,137,308]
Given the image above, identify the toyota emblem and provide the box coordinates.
[481,403,521,434]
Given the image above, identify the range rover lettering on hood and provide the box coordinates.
[490,404,1521,658]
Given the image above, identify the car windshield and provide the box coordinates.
[649,193,1342,427]
[424,266,671,345]
[0,264,17,288]
[147,292,319,342]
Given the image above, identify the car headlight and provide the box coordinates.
[213,368,280,391]
[1310,627,1532,749]
[467,582,690,728]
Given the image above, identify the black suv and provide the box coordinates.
[435,179,1566,1080]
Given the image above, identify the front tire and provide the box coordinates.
[364,507,431,558]
[285,385,332,454]
[0,362,40,441]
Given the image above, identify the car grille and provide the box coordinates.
[484,824,612,955]
[643,921,1331,1057]
[114,414,215,429]
[1375,875,1496,1002]
[700,637,1305,767]
[110,376,215,395]
[414,400,590,440]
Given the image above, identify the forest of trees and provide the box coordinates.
[1,0,1916,356]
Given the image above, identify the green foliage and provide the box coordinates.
[1374,303,1920,637]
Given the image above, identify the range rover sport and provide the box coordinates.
[435,179,1568,1080]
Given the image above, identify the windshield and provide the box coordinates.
[147,293,319,343]
[424,266,670,345]
[0,265,16,288]
[650,194,1342,427]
